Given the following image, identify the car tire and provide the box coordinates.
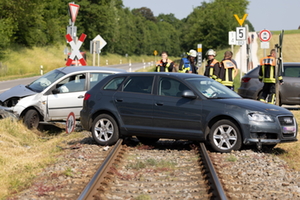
[137,136,159,145]
[209,119,242,153]
[91,114,119,146]
[23,109,40,129]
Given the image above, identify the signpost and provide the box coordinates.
[275,30,284,106]
[154,50,158,62]
[66,112,75,134]
[197,44,202,68]
[66,2,87,66]
[259,29,272,57]
[228,31,236,53]
[90,35,107,66]
[66,33,87,66]
[233,14,248,81]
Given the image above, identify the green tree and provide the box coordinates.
[132,7,156,22]
[181,0,249,54]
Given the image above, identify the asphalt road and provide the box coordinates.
[0,62,152,94]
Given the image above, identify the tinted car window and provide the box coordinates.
[158,77,189,97]
[123,76,153,94]
[104,77,126,90]
[186,77,241,98]
[283,65,300,77]
[90,73,112,88]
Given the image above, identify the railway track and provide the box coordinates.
[78,139,228,200]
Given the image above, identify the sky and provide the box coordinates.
[122,0,300,31]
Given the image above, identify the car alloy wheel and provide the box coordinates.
[209,119,242,153]
[91,114,119,146]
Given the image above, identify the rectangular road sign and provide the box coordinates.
[228,31,236,45]
[260,41,270,49]
[236,27,246,40]
[236,40,245,46]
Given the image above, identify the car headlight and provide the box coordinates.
[248,113,274,122]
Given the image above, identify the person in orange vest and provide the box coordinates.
[219,51,238,90]
[155,51,174,72]
[259,49,283,104]
[204,49,220,81]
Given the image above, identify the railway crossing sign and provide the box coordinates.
[65,33,87,66]
[259,29,272,42]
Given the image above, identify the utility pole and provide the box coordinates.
[275,30,284,106]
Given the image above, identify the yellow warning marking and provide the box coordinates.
[234,14,248,26]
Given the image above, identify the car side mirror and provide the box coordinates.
[52,88,60,94]
[182,90,197,99]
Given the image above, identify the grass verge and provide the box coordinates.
[275,110,300,171]
[0,118,84,199]
[0,44,176,81]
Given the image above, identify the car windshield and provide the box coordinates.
[27,69,66,92]
[185,77,241,99]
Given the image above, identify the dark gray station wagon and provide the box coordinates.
[80,72,297,152]
[238,62,300,105]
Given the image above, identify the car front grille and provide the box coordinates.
[278,116,297,137]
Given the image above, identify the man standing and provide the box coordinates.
[178,49,198,74]
[155,51,174,72]
[204,49,220,81]
[219,51,238,90]
[259,49,283,104]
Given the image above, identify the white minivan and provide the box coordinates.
[0,66,126,129]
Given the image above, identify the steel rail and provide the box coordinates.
[77,139,124,200]
[199,143,228,200]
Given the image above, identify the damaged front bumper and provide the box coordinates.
[0,107,17,119]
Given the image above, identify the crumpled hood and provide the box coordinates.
[0,85,37,102]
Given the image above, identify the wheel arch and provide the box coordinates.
[20,106,43,121]
[205,115,244,141]
[91,109,123,134]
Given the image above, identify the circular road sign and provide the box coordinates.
[66,112,75,134]
[259,29,272,42]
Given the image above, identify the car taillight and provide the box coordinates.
[242,77,251,83]
[84,93,91,100]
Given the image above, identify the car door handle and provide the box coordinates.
[78,95,84,99]
[155,102,164,106]
[115,99,123,102]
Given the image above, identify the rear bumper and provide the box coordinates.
[80,110,92,131]
[237,87,258,99]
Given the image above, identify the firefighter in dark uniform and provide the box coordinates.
[155,51,174,72]
[178,49,198,74]
[259,49,283,104]
[204,49,220,81]
[219,51,238,90]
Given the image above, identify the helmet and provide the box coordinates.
[206,49,216,56]
[187,49,197,57]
